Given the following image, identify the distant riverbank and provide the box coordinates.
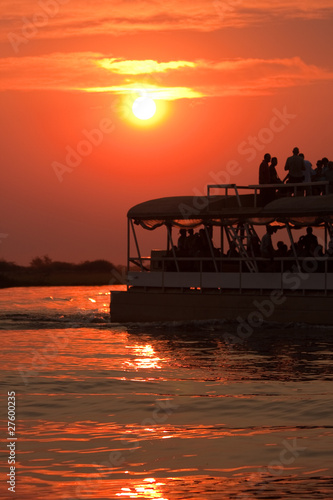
[0,270,122,288]
[0,258,126,288]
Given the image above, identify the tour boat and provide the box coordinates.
[110,182,333,325]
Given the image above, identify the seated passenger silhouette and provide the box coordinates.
[298,227,319,257]
[197,228,210,256]
[275,241,288,257]
[186,229,197,254]
[327,226,333,253]
[260,225,275,259]
[227,241,239,258]
[185,229,198,270]
[248,234,261,257]
[177,229,188,255]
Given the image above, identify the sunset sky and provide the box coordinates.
[1,0,333,265]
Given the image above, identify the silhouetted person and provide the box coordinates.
[260,225,275,259]
[196,228,214,271]
[284,147,305,195]
[270,156,283,198]
[298,227,319,257]
[177,229,188,255]
[270,157,281,184]
[259,153,272,205]
[248,234,261,257]
[197,229,210,256]
[186,229,197,255]
[273,240,288,272]
[325,161,333,194]
[327,231,333,257]
[185,229,198,270]
[313,160,325,195]
[322,157,329,174]
[275,241,288,257]
[227,241,239,258]
[299,153,315,195]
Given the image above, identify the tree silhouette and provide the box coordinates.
[30,255,52,268]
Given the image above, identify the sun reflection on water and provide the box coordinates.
[116,478,168,499]
[123,343,163,370]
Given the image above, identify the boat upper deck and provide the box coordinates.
[128,183,333,229]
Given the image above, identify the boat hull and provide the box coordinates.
[110,289,333,325]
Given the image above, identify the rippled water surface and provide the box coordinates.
[0,286,333,499]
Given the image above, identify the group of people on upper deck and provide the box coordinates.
[259,147,333,205]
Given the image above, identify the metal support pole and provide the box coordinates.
[167,224,170,253]
[244,223,259,272]
[130,219,144,271]
[234,185,242,207]
[127,218,130,290]
[220,224,224,271]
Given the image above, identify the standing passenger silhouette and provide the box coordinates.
[259,153,272,205]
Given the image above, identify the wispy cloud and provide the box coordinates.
[1,0,333,43]
[97,59,196,75]
[195,56,333,94]
[83,83,203,100]
[0,53,332,99]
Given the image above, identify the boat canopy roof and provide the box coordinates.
[128,194,333,230]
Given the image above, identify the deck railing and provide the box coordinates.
[207,182,330,207]
[128,255,333,293]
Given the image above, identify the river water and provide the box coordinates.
[0,286,332,499]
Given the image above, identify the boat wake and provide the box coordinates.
[0,311,111,330]
[1,311,332,333]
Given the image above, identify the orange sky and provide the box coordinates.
[1,0,333,265]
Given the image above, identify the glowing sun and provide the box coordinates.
[132,96,156,120]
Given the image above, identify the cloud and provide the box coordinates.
[0,52,332,100]
[0,52,103,91]
[197,57,333,95]
[97,59,196,75]
[1,0,333,43]
[88,55,333,98]
[83,83,203,100]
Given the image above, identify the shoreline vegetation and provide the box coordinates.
[0,256,127,288]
